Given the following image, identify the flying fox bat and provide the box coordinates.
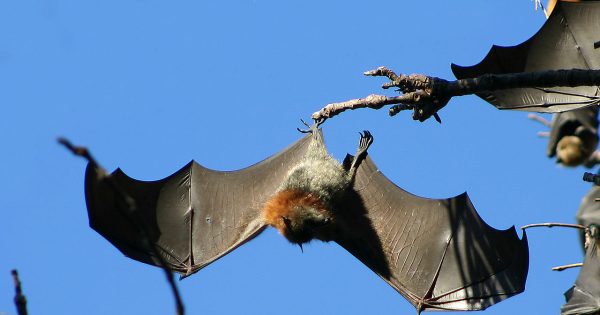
[521,222,600,315]
[541,107,599,167]
[79,128,528,313]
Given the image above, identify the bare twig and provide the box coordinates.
[527,113,551,137]
[12,269,28,315]
[313,94,417,122]
[312,67,600,123]
[528,113,552,128]
[537,132,550,138]
[552,263,583,271]
[364,67,400,82]
[521,222,586,230]
[59,138,185,315]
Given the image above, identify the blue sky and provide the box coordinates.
[0,1,593,314]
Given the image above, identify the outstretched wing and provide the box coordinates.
[85,133,314,276]
[451,1,600,112]
[335,156,528,313]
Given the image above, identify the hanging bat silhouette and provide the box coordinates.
[452,0,600,113]
[530,107,599,166]
[523,221,600,315]
[579,185,600,229]
[548,108,599,167]
[78,127,528,313]
[562,224,600,315]
[577,173,600,250]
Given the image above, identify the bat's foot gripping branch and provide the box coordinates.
[296,118,324,134]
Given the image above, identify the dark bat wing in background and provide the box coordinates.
[451,1,600,112]
[335,156,528,313]
[85,133,314,276]
[561,233,600,315]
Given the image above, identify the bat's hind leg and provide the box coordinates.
[297,118,324,134]
[346,131,374,180]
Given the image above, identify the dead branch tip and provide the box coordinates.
[11,269,28,315]
[552,263,583,271]
[521,222,586,230]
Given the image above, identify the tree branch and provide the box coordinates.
[527,113,552,128]
[312,67,600,123]
[552,263,583,271]
[521,222,586,230]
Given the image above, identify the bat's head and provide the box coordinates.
[556,135,595,167]
[262,189,335,245]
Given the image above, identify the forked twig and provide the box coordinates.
[58,137,185,315]
[527,113,552,137]
[528,113,552,127]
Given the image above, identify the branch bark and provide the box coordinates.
[312,67,600,123]
[552,263,583,271]
[521,222,586,230]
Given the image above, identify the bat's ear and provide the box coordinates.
[343,154,354,172]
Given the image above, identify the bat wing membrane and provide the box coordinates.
[334,156,528,312]
[451,1,600,113]
[561,236,600,315]
[85,133,314,276]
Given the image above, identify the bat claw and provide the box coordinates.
[347,130,375,180]
[358,130,374,152]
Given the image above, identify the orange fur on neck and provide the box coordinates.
[262,189,329,237]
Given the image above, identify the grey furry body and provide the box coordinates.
[279,138,351,206]
[268,129,372,244]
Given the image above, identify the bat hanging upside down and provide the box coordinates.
[262,128,373,249]
[76,126,528,313]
